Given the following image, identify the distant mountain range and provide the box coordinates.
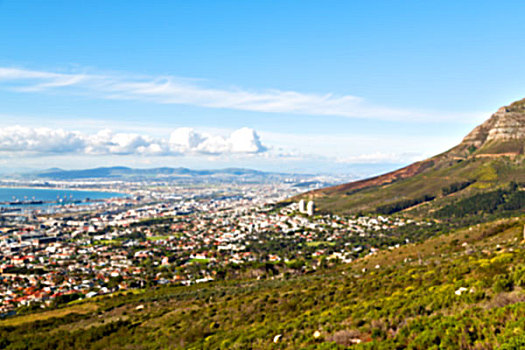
[34,166,273,180]
[297,97,525,214]
[18,166,343,188]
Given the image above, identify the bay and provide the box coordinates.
[0,187,124,207]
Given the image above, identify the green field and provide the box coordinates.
[306,241,336,247]
[188,258,210,263]
[146,235,171,241]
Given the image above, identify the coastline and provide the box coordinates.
[0,185,128,195]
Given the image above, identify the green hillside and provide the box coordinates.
[295,98,525,216]
[302,156,524,216]
[0,216,524,349]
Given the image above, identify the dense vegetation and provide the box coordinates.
[375,195,435,215]
[436,183,525,219]
[1,216,523,349]
[441,180,474,196]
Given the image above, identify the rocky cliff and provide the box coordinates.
[460,99,525,155]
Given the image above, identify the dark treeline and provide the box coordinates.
[441,180,474,196]
[376,195,436,215]
[436,182,525,218]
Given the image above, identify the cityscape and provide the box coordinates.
[0,179,429,315]
[0,1,524,349]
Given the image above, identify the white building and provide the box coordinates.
[307,201,315,216]
[298,199,305,213]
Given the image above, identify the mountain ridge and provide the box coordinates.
[29,166,286,180]
[297,98,525,214]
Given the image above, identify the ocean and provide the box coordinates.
[0,187,124,207]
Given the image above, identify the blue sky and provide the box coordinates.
[0,1,524,174]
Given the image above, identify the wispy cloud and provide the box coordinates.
[335,152,424,164]
[0,67,483,122]
[0,126,267,156]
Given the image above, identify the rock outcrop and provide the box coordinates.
[461,99,525,154]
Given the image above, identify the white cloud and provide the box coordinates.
[84,129,166,155]
[169,127,204,151]
[0,67,484,122]
[168,127,266,154]
[229,127,266,153]
[0,126,267,156]
[195,135,230,154]
[0,126,85,153]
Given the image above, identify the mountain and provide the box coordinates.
[450,98,525,158]
[296,98,525,215]
[30,166,281,181]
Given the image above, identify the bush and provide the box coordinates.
[493,275,514,293]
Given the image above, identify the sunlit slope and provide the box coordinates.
[303,155,524,215]
[1,217,524,349]
[297,98,525,215]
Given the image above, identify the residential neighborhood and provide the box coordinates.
[0,181,431,315]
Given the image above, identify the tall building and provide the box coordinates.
[306,201,315,216]
[298,199,305,213]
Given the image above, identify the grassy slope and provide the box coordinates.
[306,155,525,215]
[1,216,524,349]
[0,303,97,327]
